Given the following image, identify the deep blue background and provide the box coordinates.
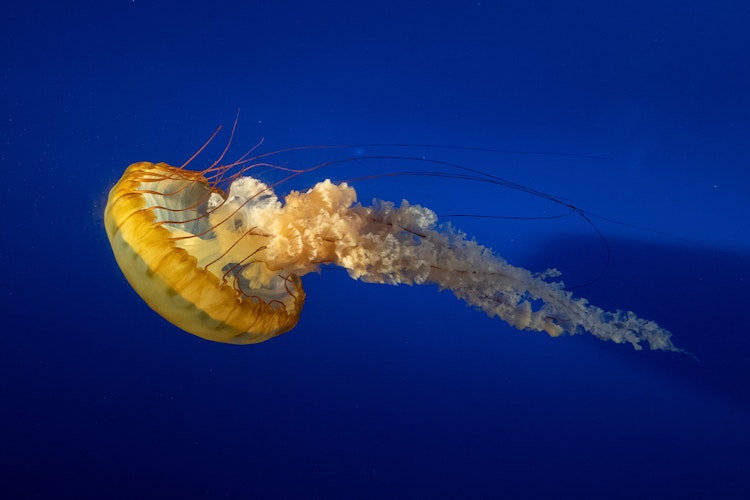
[2,1,749,498]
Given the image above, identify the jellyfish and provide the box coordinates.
[104,157,679,352]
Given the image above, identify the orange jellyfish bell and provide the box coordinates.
[104,162,305,344]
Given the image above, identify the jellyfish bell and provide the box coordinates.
[104,140,681,352]
[104,162,303,344]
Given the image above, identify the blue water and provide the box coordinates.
[2,1,749,498]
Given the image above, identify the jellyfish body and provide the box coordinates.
[105,161,677,351]
[104,162,305,344]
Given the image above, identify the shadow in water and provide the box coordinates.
[525,234,750,409]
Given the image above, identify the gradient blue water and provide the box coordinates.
[2,1,749,498]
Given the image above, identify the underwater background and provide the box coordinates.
[2,1,749,498]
